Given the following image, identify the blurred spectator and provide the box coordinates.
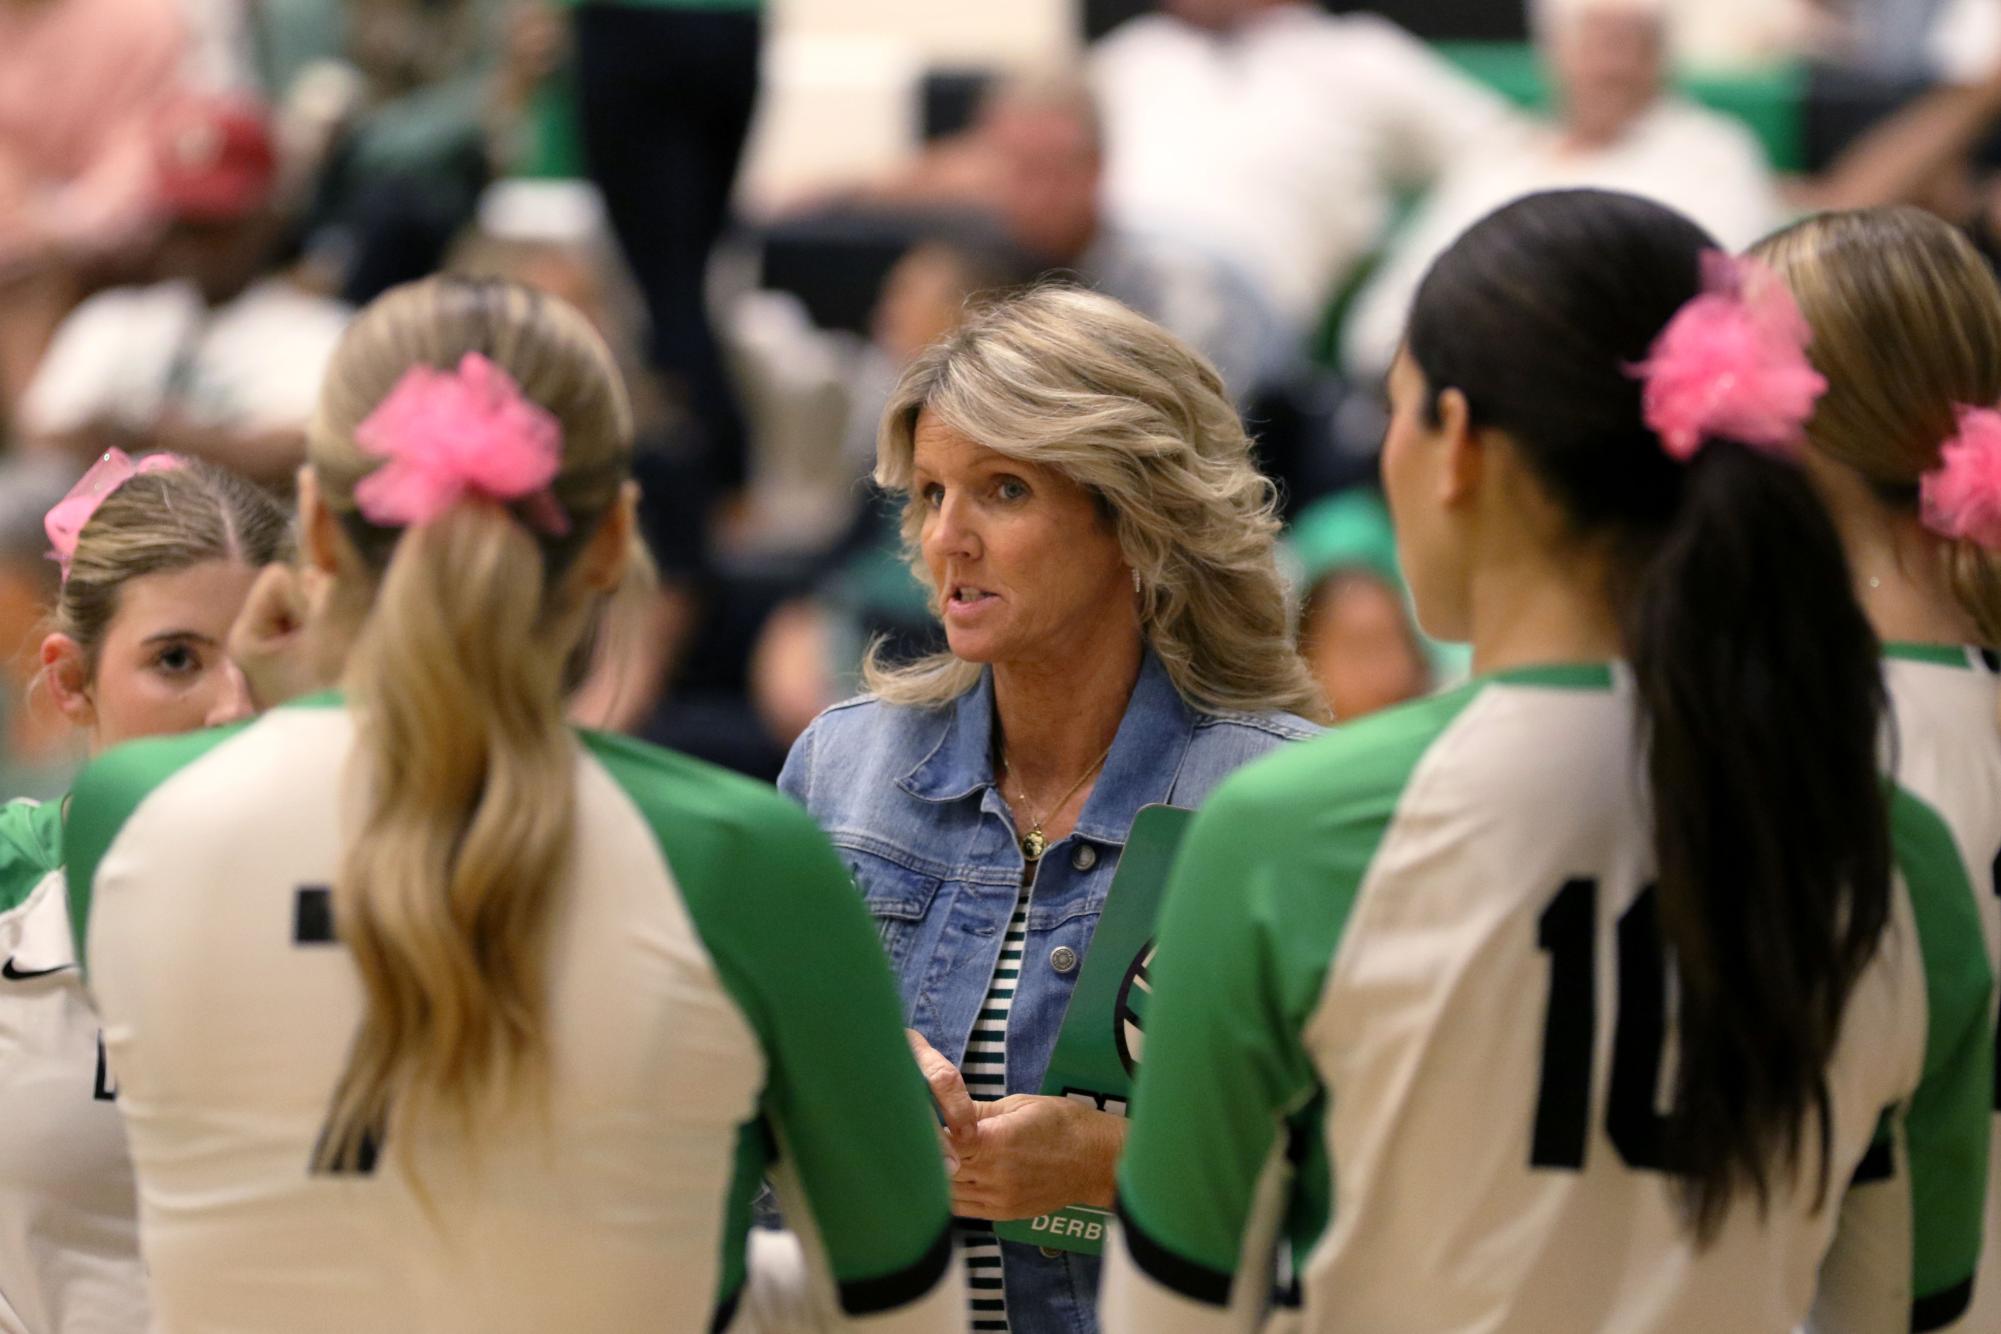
[448,177,703,737]
[745,238,1025,747]
[18,97,350,483]
[1784,52,2001,224]
[1287,489,1434,722]
[573,0,761,500]
[840,238,1039,477]
[1670,0,1814,69]
[842,73,1294,403]
[448,178,631,354]
[271,0,562,305]
[1090,0,1508,330]
[1343,0,1784,380]
[1925,0,2001,82]
[0,0,188,424]
[1813,0,1959,80]
[0,457,89,799]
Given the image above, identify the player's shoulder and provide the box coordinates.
[1206,665,1618,851]
[1891,781,1990,938]
[579,728,827,862]
[1888,780,1995,1050]
[1209,673,1493,820]
[0,798,63,915]
[70,717,258,835]
[579,730,856,962]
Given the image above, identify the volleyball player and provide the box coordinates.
[1103,191,1992,1332]
[64,278,965,1333]
[1,452,286,1334]
[1756,206,2001,1331]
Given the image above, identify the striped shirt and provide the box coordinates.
[959,868,1034,1333]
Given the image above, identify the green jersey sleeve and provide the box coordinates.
[65,722,251,967]
[1105,689,1473,1331]
[580,732,962,1330]
[1890,789,1993,1330]
[0,798,65,915]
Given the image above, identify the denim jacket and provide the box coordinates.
[777,651,1320,1333]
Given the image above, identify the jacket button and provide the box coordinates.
[1071,843,1098,871]
[1040,1246,1062,1259]
[1050,946,1079,974]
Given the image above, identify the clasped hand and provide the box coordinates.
[905,1029,1126,1222]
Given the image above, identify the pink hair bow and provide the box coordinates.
[353,352,569,536]
[45,449,186,581]
[1921,407,2001,550]
[1629,252,1827,463]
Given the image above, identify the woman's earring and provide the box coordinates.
[1132,568,1142,594]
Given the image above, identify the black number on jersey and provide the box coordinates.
[292,885,381,1177]
[1531,878,1671,1172]
[93,1031,117,1102]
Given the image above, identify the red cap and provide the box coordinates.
[152,96,278,222]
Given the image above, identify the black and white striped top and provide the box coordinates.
[959,871,1033,1333]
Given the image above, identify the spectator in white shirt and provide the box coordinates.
[19,95,350,483]
[1090,0,1509,330]
[1342,0,1785,381]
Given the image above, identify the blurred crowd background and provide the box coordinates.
[5,0,2001,793]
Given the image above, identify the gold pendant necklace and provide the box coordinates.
[1004,740,1115,862]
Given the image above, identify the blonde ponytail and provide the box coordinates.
[315,507,585,1168]
[305,276,633,1170]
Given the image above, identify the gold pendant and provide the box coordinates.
[1021,828,1047,861]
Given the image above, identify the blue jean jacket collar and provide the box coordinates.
[896,649,1198,847]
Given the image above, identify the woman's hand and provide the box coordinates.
[949,1095,1128,1221]
[228,563,337,711]
[906,1029,979,1174]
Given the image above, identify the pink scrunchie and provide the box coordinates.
[352,352,569,536]
[1922,407,2001,551]
[1629,252,1827,463]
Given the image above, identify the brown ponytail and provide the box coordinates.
[1754,207,2001,646]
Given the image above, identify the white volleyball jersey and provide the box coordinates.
[0,799,147,1334]
[65,698,965,1334]
[1103,664,1993,1334]
[1882,644,2001,1332]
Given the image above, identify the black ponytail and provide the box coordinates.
[1626,442,1889,1235]
[1408,190,1891,1237]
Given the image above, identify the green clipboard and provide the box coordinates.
[993,803,1194,1256]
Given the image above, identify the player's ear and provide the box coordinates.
[39,633,95,730]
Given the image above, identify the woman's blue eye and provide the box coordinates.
[995,478,1028,502]
[920,483,945,507]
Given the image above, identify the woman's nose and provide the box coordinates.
[924,493,980,562]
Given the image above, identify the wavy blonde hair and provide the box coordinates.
[1753,208,2001,646]
[865,284,1325,721]
[306,276,634,1171]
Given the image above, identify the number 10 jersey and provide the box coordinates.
[1105,663,1993,1334]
